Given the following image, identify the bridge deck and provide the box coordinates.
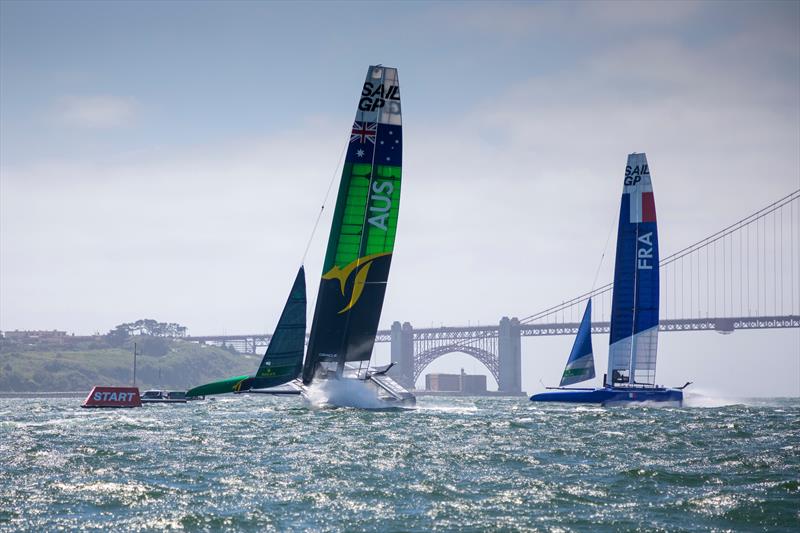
[186,315,799,347]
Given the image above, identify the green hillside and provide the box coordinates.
[0,339,259,392]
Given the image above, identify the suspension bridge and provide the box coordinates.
[188,190,800,392]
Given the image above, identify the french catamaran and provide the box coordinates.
[530,153,689,406]
[187,66,414,407]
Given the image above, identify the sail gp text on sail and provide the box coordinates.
[359,82,400,112]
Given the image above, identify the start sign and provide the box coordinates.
[82,386,142,408]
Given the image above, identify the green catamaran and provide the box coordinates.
[187,65,413,406]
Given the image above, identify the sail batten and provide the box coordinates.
[302,66,403,385]
[607,153,659,386]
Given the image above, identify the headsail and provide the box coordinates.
[607,153,659,386]
[560,300,595,386]
[302,65,403,385]
[186,267,307,396]
[248,267,307,388]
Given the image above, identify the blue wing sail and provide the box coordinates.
[607,153,659,386]
[560,300,595,386]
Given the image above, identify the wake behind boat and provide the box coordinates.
[531,153,688,406]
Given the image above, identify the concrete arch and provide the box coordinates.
[413,344,500,384]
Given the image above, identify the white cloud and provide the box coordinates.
[56,95,137,128]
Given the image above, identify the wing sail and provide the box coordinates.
[186,267,306,396]
[607,153,659,386]
[560,300,595,386]
[249,266,307,388]
[302,66,402,384]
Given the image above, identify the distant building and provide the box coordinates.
[425,373,461,392]
[3,330,68,343]
[425,369,487,394]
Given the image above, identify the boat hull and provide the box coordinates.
[530,386,682,406]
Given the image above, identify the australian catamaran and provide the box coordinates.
[530,153,689,406]
[188,65,414,407]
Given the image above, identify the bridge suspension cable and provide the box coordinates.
[519,189,800,326]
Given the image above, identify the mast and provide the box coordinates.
[628,224,639,384]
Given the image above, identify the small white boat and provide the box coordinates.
[140,390,192,403]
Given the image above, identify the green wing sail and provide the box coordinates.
[187,267,307,397]
[302,65,402,384]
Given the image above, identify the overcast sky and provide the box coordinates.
[1,1,798,396]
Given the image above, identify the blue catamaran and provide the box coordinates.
[530,153,689,406]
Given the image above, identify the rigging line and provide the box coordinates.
[590,207,618,293]
[300,134,350,265]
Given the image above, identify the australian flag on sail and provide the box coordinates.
[346,122,402,165]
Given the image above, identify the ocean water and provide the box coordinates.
[0,395,798,532]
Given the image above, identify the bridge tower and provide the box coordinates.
[390,321,415,388]
[498,316,522,393]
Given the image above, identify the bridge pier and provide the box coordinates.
[498,316,521,393]
[390,321,415,388]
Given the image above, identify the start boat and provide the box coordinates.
[530,153,689,406]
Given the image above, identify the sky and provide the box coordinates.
[1,0,798,396]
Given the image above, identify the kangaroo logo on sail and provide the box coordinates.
[360,82,400,112]
[637,232,654,269]
[368,180,393,231]
[322,251,392,314]
[624,164,649,186]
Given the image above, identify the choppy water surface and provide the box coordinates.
[1,395,798,532]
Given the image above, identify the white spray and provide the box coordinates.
[304,378,386,409]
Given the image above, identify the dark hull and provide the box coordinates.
[530,386,682,406]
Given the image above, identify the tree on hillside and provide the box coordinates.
[106,325,130,347]
[104,319,187,347]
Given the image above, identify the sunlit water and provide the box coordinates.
[1,396,798,531]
